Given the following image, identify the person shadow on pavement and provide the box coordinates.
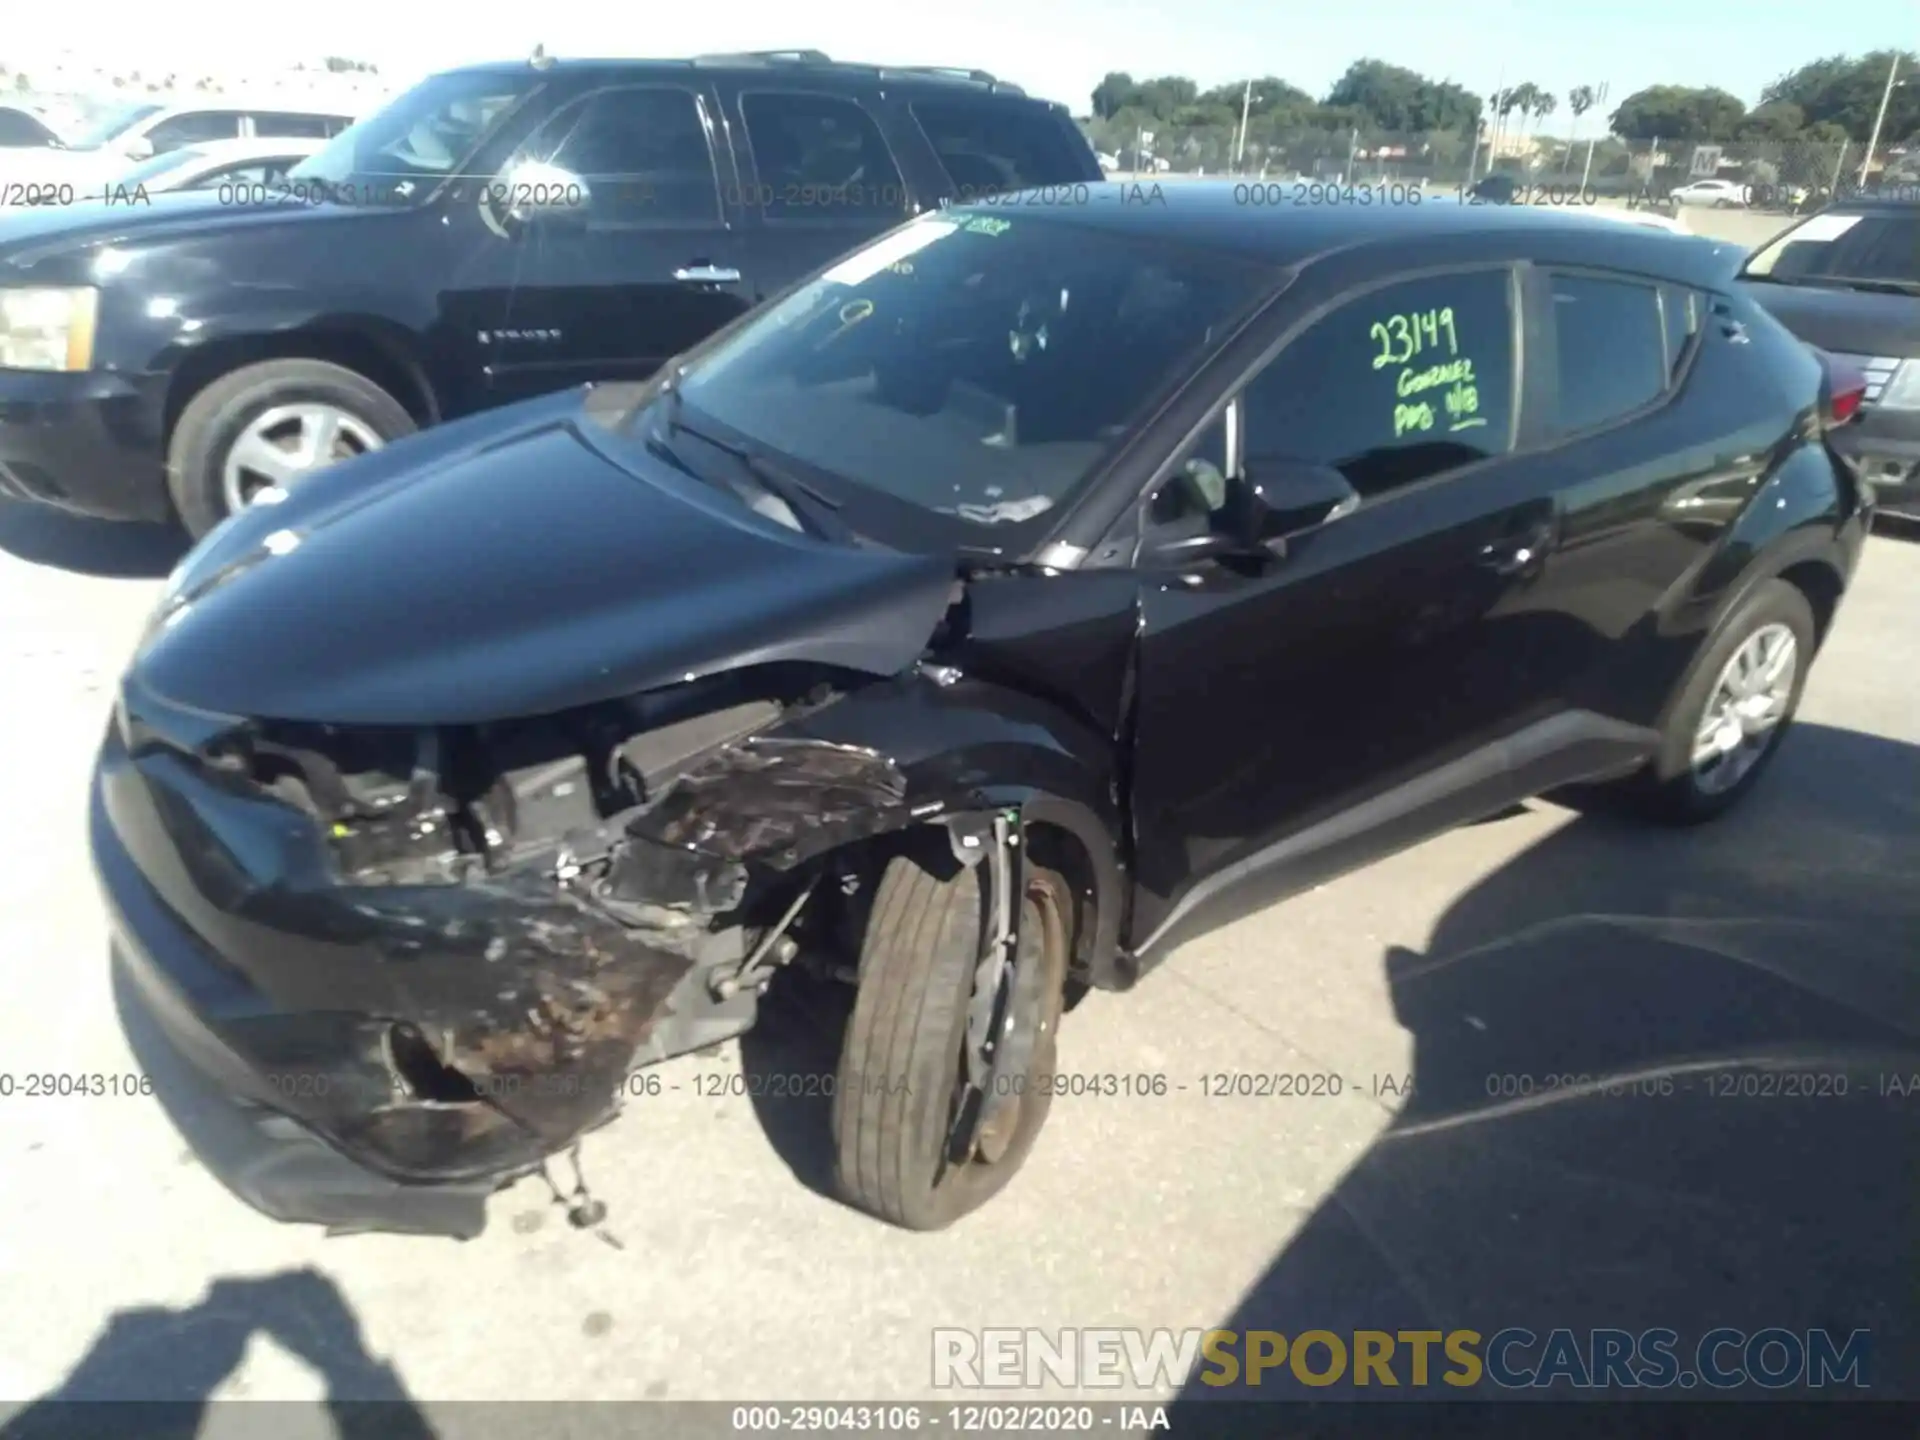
[1166,721,1919,1433]
[0,1267,438,1440]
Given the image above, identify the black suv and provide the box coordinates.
[0,52,1098,535]
[1738,195,1920,521]
[96,188,1869,1239]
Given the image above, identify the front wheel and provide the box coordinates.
[166,359,415,539]
[832,846,1071,1230]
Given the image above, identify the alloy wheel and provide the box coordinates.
[1690,622,1797,794]
[221,403,384,514]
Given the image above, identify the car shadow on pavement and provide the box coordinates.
[0,1267,436,1440]
[1167,720,1919,1428]
[0,498,186,579]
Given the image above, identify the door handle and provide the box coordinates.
[1477,520,1555,577]
[674,264,741,284]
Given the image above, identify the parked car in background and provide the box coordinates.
[0,103,66,151]
[1739,196,1920,522]
[1669,178,1748,208]
[0,99,355,199]
[94,187,1869,1240]
[106,136,327,196]
[0,51,1101,536]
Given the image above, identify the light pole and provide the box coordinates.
[1233,79,1260,171]
[1858,54,1904,188]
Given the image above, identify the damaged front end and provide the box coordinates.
[94,659,923,1230]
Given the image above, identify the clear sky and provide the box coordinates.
[11,0,1916,116]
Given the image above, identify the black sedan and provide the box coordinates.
[1738,195,1920,522]
[94,185,1871,1239]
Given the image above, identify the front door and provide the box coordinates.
[465,82,755,404]
[1126,263,1627,955]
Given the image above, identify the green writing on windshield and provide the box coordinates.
[1369,307,1458,370]
[964,216,1012,236]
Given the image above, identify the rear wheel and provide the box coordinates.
[832,846,1070,1230]
[166,359,415,539]
[1619,579,1815,825]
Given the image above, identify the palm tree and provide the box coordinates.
[1530,92,1558,168]
[1565,85,1595,171]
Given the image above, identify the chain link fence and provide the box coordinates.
[1077,120,1916,214]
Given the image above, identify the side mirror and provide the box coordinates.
[491,160,591,230]
[122,134,154,162]
[1144,460,1358,567]
[1230,458,1360,545]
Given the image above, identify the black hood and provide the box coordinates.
[0,191,377,271]
[132,389,958,725]
[1739,278,1920,358]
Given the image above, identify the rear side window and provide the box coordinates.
[145,111,245,153]
[1240,268,1517,501]
[252,112,343,139]
[740,92,907,222]
[1743,210,1920,285]
[1548,273,1667,436]
[910,100,1091,199]
[517,86,720,226]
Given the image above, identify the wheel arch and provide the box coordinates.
[161,319,442,447]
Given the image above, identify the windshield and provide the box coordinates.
[672,213,1272,545]
[66,102,163,151]
[1743,209,1920,287]
[288,70,536,204]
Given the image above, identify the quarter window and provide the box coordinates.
[251,113,345,139]
[910,100,1088,198]
[1240,268,1516,501]
[1548,272,1667,436]
[740,93,907,221]
[515,87,719,225]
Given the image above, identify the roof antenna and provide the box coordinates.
[530,43,554,71]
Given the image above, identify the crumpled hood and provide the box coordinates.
[132,392,959,725]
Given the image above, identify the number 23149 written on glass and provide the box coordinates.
[1369,307,1459,369]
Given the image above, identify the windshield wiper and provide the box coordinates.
[647,386,853,541]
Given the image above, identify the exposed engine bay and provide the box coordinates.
[142,661,948,1190]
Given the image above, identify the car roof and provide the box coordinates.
[944,180,1740,282]
[438,52,1048,102]
[1824,194,1920,213]
[168,136,329,162]
[140,98,357,118]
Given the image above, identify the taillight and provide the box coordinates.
[1819,349,1869,428]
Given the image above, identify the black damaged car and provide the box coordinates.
[94,186,1872,1238]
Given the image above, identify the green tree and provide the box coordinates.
[1762,51,1919,143]
[1326,59,1480,134]
[1091,72,1137,120]
[1609,85,1747,141]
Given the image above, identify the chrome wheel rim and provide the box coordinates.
[221,404,384,515]
[1690,622,1797,794]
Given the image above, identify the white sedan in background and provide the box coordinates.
[106,136,326,195]
[1669,178,1748,208]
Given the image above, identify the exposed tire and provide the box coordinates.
[832,845,1070,1230]
[1619,578,1816,826]
[166,359,415,539]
